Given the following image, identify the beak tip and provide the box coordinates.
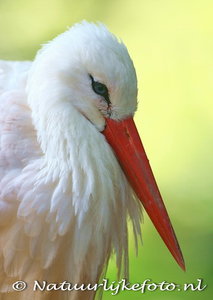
[176,253,186,272]
[170,240,186,271]
[179,260,186,272]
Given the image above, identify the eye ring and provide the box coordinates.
[89,75,111,106]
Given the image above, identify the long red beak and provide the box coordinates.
[102,117,185,271]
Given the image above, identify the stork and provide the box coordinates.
[0,21,185,299]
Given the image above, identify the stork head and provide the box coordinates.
[28,21,138,131]
[27,21,185,271]
[66,22,138,125]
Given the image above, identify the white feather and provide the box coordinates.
[0,21,142,299]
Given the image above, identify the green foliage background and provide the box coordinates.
[0,0,212,299]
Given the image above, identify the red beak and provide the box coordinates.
[102,117,185,271]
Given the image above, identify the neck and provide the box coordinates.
[25,73,142,281]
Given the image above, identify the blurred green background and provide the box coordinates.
[0,0,212,299]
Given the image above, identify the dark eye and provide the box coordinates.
[89,75,111,106]
[93,82,108,96]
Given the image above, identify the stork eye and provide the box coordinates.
[89,75,111,105]
[93,82,108,96]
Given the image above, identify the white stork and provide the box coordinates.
[0,21,185,299]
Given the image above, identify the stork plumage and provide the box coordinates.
[0,21,185,299]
